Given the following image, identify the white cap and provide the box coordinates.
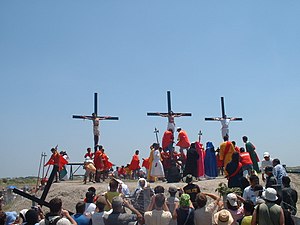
[226,193,238,206]
[263,152,270,157]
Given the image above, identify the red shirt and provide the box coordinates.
[240,152,253,166]
[84,152,94,159]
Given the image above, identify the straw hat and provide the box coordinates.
[213,209,234,225]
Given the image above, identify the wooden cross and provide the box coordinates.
[147,91,192,132]
[205,97,242,139]
[72,93,119,149]
[13,165,58,209]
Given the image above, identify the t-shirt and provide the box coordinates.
[91,212,105,225]
[85,203,96,217]
[103,212,137,225]
[241,215,252,225]
[144,209,172,225]
[194,202,217,225]
[227,206,244,224]
[242,186,257,204]
[176,207,195,225]
[273,164,287,186]
[72,214,91,225]
[183,184,200,204]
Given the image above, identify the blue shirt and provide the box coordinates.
[72,214,91,225]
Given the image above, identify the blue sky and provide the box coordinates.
[1,1,299,177]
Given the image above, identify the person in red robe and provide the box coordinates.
[101,149,113,181]
[94,146,104,182]
[176,127,191,154]
[162,129,174,152]
[129,150,141,179]
[44,147,68,182]
[195,141,205,178]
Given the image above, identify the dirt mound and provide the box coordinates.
[6,174,300,217]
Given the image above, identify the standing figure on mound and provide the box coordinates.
[129,150,141,180]
[183,142,199,178]
[219,135,235,176]
[162,129,174,153]
[204,142,218,179]
[195,141,205,178]
[148,143,165,182]
[93,145,104,183]
[44,147,68,183]
[83,157,96,184]
[101,149,113,180]
[242,136,260,173]
[176,127,191,155]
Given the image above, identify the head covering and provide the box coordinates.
[183,174,193,183]
[206,142,214,150]
[263,152,270,157]
[5,211,17,225]
[19,209,28,222]
[262,188,278,202]
[226,193,238,207]
[111,196,123,208]
[137,178,147,189]
[168,185,177,193]
[213,209,234,225]
[179,194,190,207]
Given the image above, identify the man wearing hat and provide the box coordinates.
[251,188,284,225]
[261,152,273,182]
[213,209,234,225]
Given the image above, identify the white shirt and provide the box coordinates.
[243,186,257,204]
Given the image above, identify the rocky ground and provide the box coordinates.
[5,173,300,218]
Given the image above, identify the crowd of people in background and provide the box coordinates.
[1,128,298,225]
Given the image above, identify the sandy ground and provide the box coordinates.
[6,173,300,217]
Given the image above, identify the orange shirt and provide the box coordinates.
[162,130,174,150]
[176,130,190,148]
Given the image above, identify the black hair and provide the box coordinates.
[49,198,62,214]
[243,200,254,214]
[75,201,86,214]
[154,185,165,194]
[196,193,207,209]
[282,176,291,186]
[155,193,165,208]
